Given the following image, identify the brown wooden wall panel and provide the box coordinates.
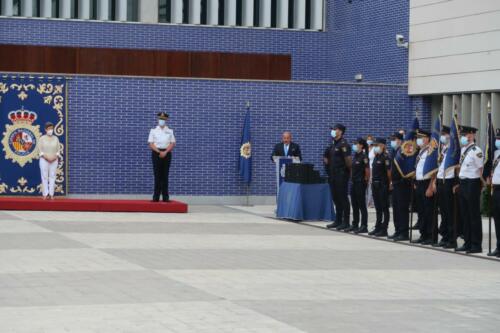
[0,44,291,81]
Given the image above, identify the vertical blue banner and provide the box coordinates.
[0,75,68,196]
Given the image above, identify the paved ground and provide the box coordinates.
[0,205,499,333]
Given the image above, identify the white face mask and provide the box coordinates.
[416,138,424,147]
[331,129,337,138]
[47,129,54,136]
[373,146,381,154]
[158,119,166,127]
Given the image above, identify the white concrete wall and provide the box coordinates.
[409,0,500,95]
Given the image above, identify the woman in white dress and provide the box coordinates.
[38,122,60,200]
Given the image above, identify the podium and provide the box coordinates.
[272,156,300,196]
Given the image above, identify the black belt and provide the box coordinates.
[416,179,430,184]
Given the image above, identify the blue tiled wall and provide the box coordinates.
[0,0,409,84]
[68,77,414,195]
[0,0,427,196]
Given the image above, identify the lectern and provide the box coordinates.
[272,156,300,195]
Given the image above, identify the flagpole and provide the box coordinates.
[244,101,252,207]
[487,102,493,255]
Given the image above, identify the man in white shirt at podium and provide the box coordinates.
[270,131,302,161]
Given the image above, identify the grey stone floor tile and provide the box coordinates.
[0,233,89,249]
[0,270,219,307]
[236,300,500,333]
[32,221,329,235]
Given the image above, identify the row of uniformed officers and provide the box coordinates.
[321,123,499,256]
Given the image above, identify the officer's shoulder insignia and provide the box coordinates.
[385,160,390,166]
[364,158,368,164]
[342,146,347,152]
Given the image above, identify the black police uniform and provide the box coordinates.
[324,137,351,228]
[456,134,483,253]
[351,151,369,231]
[391,146,412,240]
[371,151,391,235]
[436,144,458,248]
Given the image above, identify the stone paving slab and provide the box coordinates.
[33,221,330,235]
[0,206,499,332]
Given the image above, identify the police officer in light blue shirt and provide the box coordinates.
[488,128,500,257]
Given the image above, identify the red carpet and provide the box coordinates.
[0,197,188,213]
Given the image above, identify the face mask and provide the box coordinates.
[352,144,358,153]
[331,130,337,138]
[460,136,469,146]
[373,146,381,154]
[416,138,424,147]
[158,119,166,127]
[367,140,373,145]
[440,135,448,144]
[46,129,53,136]
[390,141,398,149]
[496,140,500,150]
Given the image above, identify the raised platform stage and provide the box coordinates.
[0,197,188,213]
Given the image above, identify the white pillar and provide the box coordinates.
[97,0,109,20]
[442,95,452,126]
[40,0,52,18]
[242,0,254,27]
[479,93,491,148]
[461,94,471,126]
[293,0,305,29]
[311,0,323,30]
[189,0,201,24]
[452,95,462,124]
[171,0,183,23]
[59,0,71,19]
[224,0,236,26]
[492,93,500,131]
[116,0,127,21]
[78,0,90,19]
[277,0,288,28]
[259,0,271,27]
[139,0,158,23]
[21,0,33,17]
[471,94,481,130]
[207,0,218,25]
[1,0,13,16]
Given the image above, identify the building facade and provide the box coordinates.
[0,0,431,200]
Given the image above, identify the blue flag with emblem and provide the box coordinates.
[482,111,495,179]
[0,75,68,196]
[239,108,252,183]
[393,117,419,178]
[423,118,441,178]
[444,115,460,173]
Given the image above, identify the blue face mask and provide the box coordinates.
[331,130,337,138]
[440,135,448,144]
[373,146,381,154]
[390,140,398,149]
[460,136,469,146]
[416,138,424,147]
[367,140,373,145]
[352,144,359,153]
[496,140,500,149]
[158,119,166,127]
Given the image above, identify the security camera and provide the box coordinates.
[396,34,409,49]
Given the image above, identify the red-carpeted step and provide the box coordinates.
[0,197,188,213]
